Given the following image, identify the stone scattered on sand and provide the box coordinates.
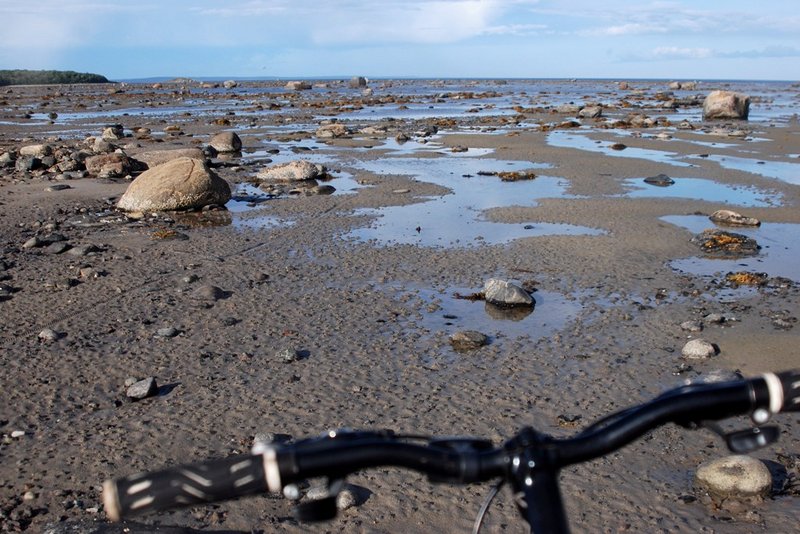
[156,327,180,338]
[85,152,145,178]
[682,338,717,359]
[285,81,312,91]
[703,90,750,120]
[256,160,326,182]
[644,173,675,186]
[610,143,627,150]
[680,320,703,332]
[279,348,300,363]
[191,284,228,302]
[102,125,124,141]
[38,328,62,342]
[709,209,760,227]
[134,148,205,168]
[116,157,231,212]
[450,330,489,351]
[579,105,603,118]
[19,144,52,158]
[316,123,350,139]
[126,377,159,400]
[209,131,242,153]
[223,80,237,89]
[704,313,726,324]
[695,455,771,499]
[483,279,534,307]
[349,76,368,88]
[691,229,760,257]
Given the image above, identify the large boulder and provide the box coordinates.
[256,160,326,182]
[348,76,367,88]
[209,131,242,153]
[703,90,750,120]
[116,157,231,212]
[285,81,312,91]
[133,148,206,168]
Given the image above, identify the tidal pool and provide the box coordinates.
[348,155,602,247]
[663,215,800,281]
[688,154,800,185]
[621,178,782,207]
[547,130,697,168]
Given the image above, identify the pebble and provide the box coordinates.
[279,348,300,363]
[680,320,703,332]
[450,330,489,351]
[11,430,26,438]
[704,313,726,324]
[38,328,61,342]
[682,338,717,359]
[126,377,158,400]
[156,327,179,338]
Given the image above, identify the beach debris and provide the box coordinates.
[483,279,534,307]
[116,157,231,212]
[126,377,159,400]
[695,455,771,500]
[450,330,489,351]
[725,271,768,287]
[681,338,717,359]
[703,90,750,120]
[209,131,242,153]
[256,160,326,182]
[643,173,675,186]
[691,229,760,257]
[709,209,760,227]
[477,170,537,182]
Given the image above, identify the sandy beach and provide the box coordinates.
[1,78,799,532]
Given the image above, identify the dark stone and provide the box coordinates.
[644,173,675,186]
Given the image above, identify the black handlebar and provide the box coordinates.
[103,371,800,525]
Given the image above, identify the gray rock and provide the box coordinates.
[316,123,350,139]
[191,284,228,301]
[38,328,61,342]
[450,330,489,351]
[348,76,367,88]
[126,377,158,400]
[19,144,52,157]
[682,338,717,359]
[285,81,312,91]
[66,244,100,257]
[84,152,144,178]
[45,184,72,192]
[483,279,534,307]
[102,125,124,140]
[279,348,300,363]
[116,157,231,212]
[209,131,242,153]
[156,327,179,338]
[704,313,726,324]
[223,80,238,89]
[695,455,771,499]
[256,160,326,182]
[578,105,603,118]
[709,209,760,227]
[644,173,675,187]
[680,320,703,332]
[23,236,44,249]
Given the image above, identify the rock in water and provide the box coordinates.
[483,279,534,307]
[695,455,771,499]
[256,160,326,182]
[703,90,750,120]
[209,131,242,153]
[643,173,675,187]
[691,229,759,257]
[709,209,760,227]
[116,157,231,212]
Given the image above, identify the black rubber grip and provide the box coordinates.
[103,453,267,521]
[777,370,800,412]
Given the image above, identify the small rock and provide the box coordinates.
[191,284,227,301]
[695,455,771,499]
[336,487,358,510]
[610,143,627,150]
[680,320,703,332]
[483,279,534,307]
[46,184,72,192]
[279,348,300,363]
[38,328,61,342]
[11,430,26,438]
[682,338,717,359]
[703,90,750,120]
[22,236,44,249]
[156,327,179,338]
[126,377,158,400]
[209,131,242,153]
[709,209,760,227]
[704,313,726,324]
[256,160,325,182]
[644,173,675,187]
[450,330,489,351]
[124,377,139,387]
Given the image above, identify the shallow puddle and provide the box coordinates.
[621,178,782,207]
[349,155,602,247]
[547,130,697,168]
[663,215,800,281]
[689,154,800,185]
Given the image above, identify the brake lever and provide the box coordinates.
[700,421,780,453]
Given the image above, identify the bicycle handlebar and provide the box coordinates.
[103,370,800,523]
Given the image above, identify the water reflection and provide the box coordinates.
[621,178,781,207]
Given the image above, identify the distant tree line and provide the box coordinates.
[0,70,110,86]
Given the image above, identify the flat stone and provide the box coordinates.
[709,209,760,227]
[126,377,158,400]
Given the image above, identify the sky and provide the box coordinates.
[1,0,798,81]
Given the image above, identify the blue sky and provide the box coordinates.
[1,1,798,80]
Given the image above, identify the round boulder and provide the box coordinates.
[695,455,771,499]
[703,90,750,120]
[483,279,534,308]
[209,131,242,153]
[682,338,717,359]
[257,160,326,182]
[116,157,231,212]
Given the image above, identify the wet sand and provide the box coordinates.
[1,79,799,532]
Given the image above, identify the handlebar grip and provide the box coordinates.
[103,453,267,521]
[775,370,800,412]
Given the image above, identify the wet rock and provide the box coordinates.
[209,131,242,153]
[695,455,771,499]
[126,377,158,400]
[116,157,231,212]
[682,338,717,359]
[703,90,750,120]
[725,271,768,287]
[257,160,326,182]
[578,105,602,118]
[680,320,703,332]
[15,155,41,172]
[704,313,726,324]
[450,330,489,351]
[483,279,534,307]
[691,229,760,257]
[134,148,205,168]
[709,209,760,227]
[101,125,124,140]
[85,152,145,178]
[19,144,52,157]
[644,173,675,186]
[556,103,581,114]
[610,143,627,150]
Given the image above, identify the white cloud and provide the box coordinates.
[651,46,712,59]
